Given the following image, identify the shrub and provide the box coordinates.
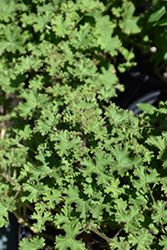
[1,0,167,249]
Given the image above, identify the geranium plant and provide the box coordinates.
[1,0,167,249]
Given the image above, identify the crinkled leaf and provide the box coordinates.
[21,182,44,202]
[0,202,8,227]
[159,235,167,250]
[64,186,95,219]
[56,224,85,250]
[128,228,153,250]
[19,236,45,250]
[0,26,25,54]
[119,2,140,34]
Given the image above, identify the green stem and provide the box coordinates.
[79,223,125,244]
[89,224,111,243]
[147,183,156,204]
[14,211,38,234]
[110,224,125,242]
[1,172,19,186]
[74,15,85,28]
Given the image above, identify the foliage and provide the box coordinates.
[0,0,167,250]
[138,0,167,81]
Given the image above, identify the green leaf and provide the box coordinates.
[70,23,94,49]
[148,6,166,23]
[128,228,153,250]
[43,189,61,210]
[79,0,104,12]
[134,166,159,192]
[53,130,82,157]
[105,178,124,198]
[152,0,159,7]
[0,40,8,55]
[51,15,72,37]
[15,56,43,74]
[21,182,44,202]
[0,0,16,22]
[145,135,167,168]
[64,186,96,219]
[95,14,121,56]
[159,235,167,250]
[110,144,141,176]
[0,202,8,227]
[18,90,38,117]
[56,235,85,250]
[32,207,53,232]
[29,164,52,179]
[110,237,131,250]
[37,2,56,12]
[13,124,31,139]
[29,75,45,90]
[54,213,69,227]
[115,205,140,232]
[33,12,54,32]
[4,148,27,167]
[81,152,113,186]
[152,200,167,224]
[56,224,85,250]
[19,236,45,250]
[105,103,129,125]
[145,135,166,151]
[136,103,157,112]
[119,2,140,34]
[153,17,167,26]
[0,26,25,54]
[97,65,118,96]
[18,90,49,117]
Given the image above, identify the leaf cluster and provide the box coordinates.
[0,1,167,250]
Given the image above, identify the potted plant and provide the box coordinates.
[1,1,167,249]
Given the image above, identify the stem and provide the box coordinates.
[74,15,85,28]
[147,183,156,204]
[89,224,111,243]
[78,223,125,245]
[110,224,125,242]
[14,211,55,242]
[154,63,167,84]
[0,124,6,140]
[78,223,112,243]
[1,172,19,186]
[38,232,55,242]
[14,211,38,234]
[12,186,22,201]
[45,24,51,29]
